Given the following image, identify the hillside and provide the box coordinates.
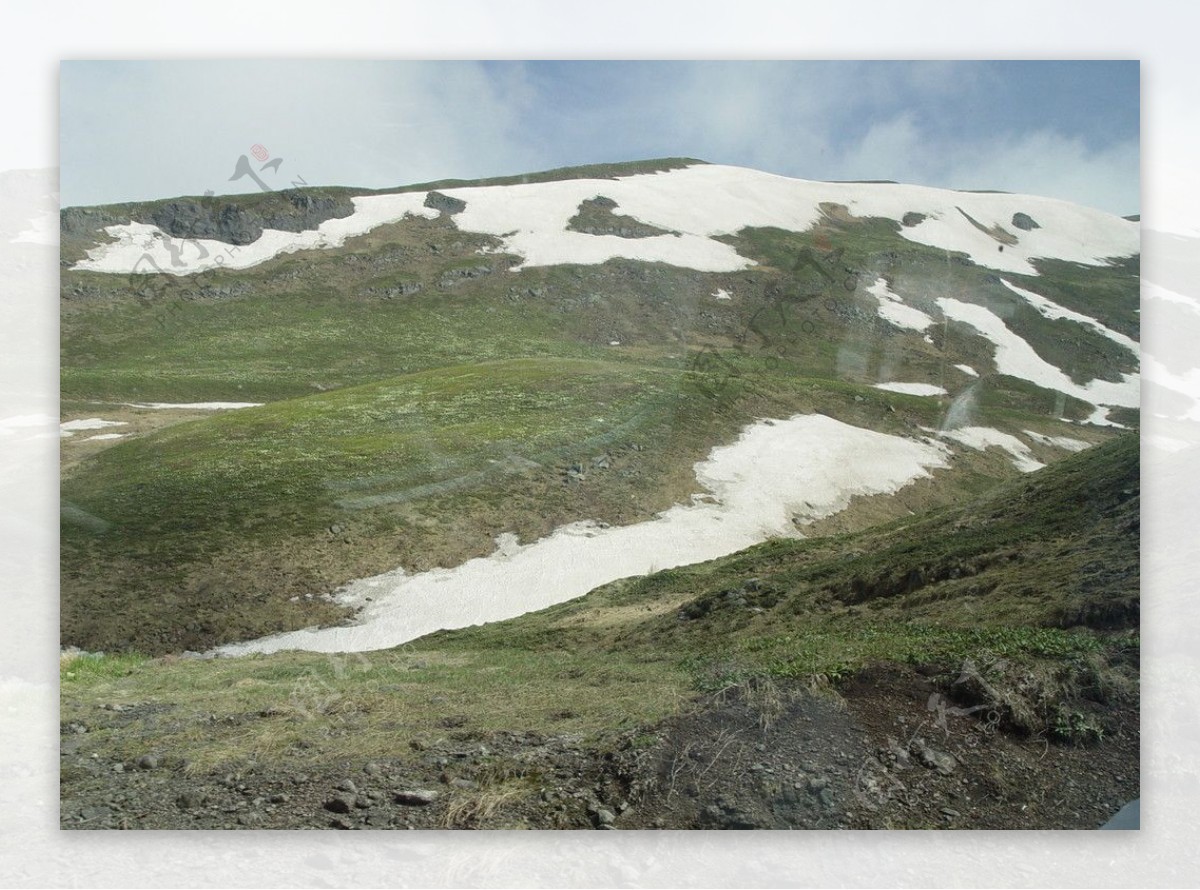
[58,159,1139,829]
[60,435,1138,829]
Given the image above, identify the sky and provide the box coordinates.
[60,60,1139,215]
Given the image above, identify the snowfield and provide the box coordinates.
[74,164,1138,279]
[217,414,950,656]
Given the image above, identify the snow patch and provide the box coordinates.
[85,433,125,441]
[1000,278,1138,353]
[1085,405,1128,428]
[216,414,949,655]
[712,288,733,301]
[1021,430,1091,452]
[73,196,440,275]
[873,382,948,396]
[955,364,979,377]
[937,297,1138,410]
[868,277,934,332]
[60,418,127,438]
[938,426,1045,473]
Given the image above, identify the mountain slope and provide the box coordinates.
[59,434,1139,829]
[60,160,1138,656]
[58,159,1140,830]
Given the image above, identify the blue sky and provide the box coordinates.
[60,60,1139,214]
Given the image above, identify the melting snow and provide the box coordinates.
[712,288,733,301]
[955,364,979,377]
[938,426,1045,473]
[937,297,1138,411]
[867,277,934,332]
[74,197,440,275]
[85,433,125,441]
[873,382,948,396]
[1000,279,1138,353]
[216,414,949,655]
[59,418,127,438]
[1021,430,1091,452]
[1085,406,1128,428]
[73,165,1138,279]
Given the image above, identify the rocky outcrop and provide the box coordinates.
[423,191,467,215]
[1011,212,1040,231]
[145,191,356,245]
[61,190,357,247]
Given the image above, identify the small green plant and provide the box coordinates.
[1050,707,1105,745]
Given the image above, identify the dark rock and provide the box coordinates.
[423,191,467,215]
[901,212,927,227]
[394,789,439,806]
[323,797,353,814]
[136,754,159,770]
[141,190,356,246]
[1011,212,1040,231]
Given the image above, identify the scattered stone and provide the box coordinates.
[363,762,382,776]
[337,778,358,794]
[136,754,159,770]
[176,791,204,810]
[913,740,958,776]
[269,793,289,804]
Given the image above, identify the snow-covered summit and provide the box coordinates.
[72,164,1138,278]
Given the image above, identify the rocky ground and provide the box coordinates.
[60,660,1137,831]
